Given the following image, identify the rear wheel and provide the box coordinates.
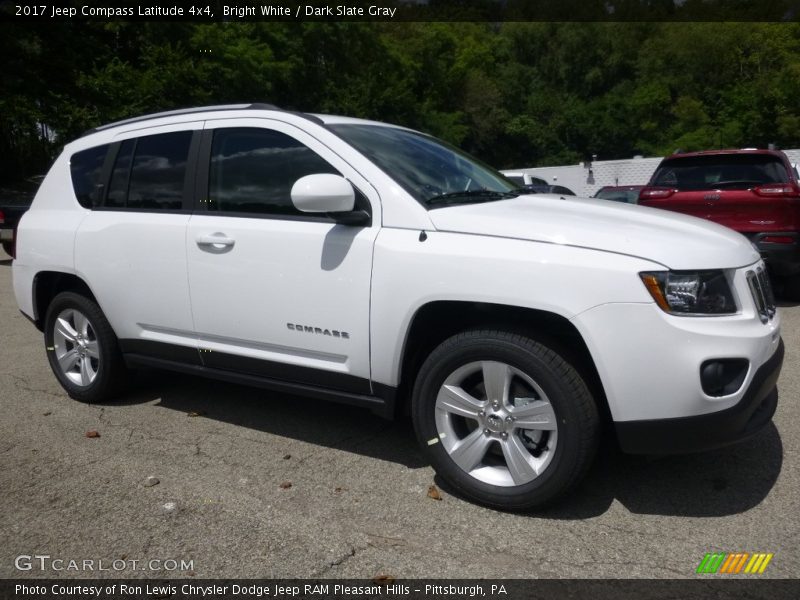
[44,292,129,402]
[1,240,12,257]
[412,330,599,511]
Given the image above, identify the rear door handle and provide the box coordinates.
[196,233,235,248]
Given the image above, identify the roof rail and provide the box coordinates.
[81,103,281,137]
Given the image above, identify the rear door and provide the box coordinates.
[75,123,201,363]
[646,153,796,233]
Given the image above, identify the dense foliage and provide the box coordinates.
[3,22,800,183]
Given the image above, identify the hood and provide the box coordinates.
[427,195,760,270]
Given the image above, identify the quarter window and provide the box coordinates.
[208,128,339,216]
[70,144,110,208]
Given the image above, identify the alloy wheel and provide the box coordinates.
[435,360,559,487]
[52,308,101,387]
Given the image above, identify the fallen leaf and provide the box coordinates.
[373,575,395,585]
[43,411,52,416]
[283,454,291,460]
[279,481,292,489]
[334,487,346,493]
[85,430,100,438]
[187,411,206,418]
[427,484,442,501]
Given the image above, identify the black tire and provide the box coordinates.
[412,330,599,511]
[2,240,12,257]
[44,291,129,403]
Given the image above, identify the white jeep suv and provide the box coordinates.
[13,104,784,510]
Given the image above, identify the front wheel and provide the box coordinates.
[412,330,599,511]
[44,291,129,403]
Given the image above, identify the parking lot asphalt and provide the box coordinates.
[0,247,798,579]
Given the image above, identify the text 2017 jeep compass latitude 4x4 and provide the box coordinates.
[13,105,784,510]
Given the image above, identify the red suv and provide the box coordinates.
[639,149,800,298]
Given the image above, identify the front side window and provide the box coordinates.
[70,144,110,208]
[208,127,339,216]
[104,131,192,210]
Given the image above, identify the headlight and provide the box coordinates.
[640,270,736,315]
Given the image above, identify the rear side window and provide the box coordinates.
[70,144,110,208]
[104,131,193,210]
[652,154,789,190]
[208,127,339,216]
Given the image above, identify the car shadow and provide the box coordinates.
[0,259,12,266]
[120,369,783,518]
[534,421,782,518]
[122,369,427,469]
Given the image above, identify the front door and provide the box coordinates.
[186,118,379,393]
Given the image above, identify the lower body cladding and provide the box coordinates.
[573,301,783,454]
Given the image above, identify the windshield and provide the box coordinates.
[328,124,519,208]
[651,154,789,190]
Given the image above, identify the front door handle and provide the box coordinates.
[196,233,235,249]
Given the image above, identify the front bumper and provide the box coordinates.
[571,260,781,455]
[615,339,783,454]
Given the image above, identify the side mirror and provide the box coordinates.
[291,174,355,213]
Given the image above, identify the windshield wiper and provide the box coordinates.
[424,189,520,206]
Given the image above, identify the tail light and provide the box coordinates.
[753,183,800,197]
[761,235,795,244]
[639,187,676,201]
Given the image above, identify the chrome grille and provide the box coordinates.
[747,266,776,323]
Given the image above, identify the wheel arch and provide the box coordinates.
[31,271,98,331]
[395,300,612,426]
